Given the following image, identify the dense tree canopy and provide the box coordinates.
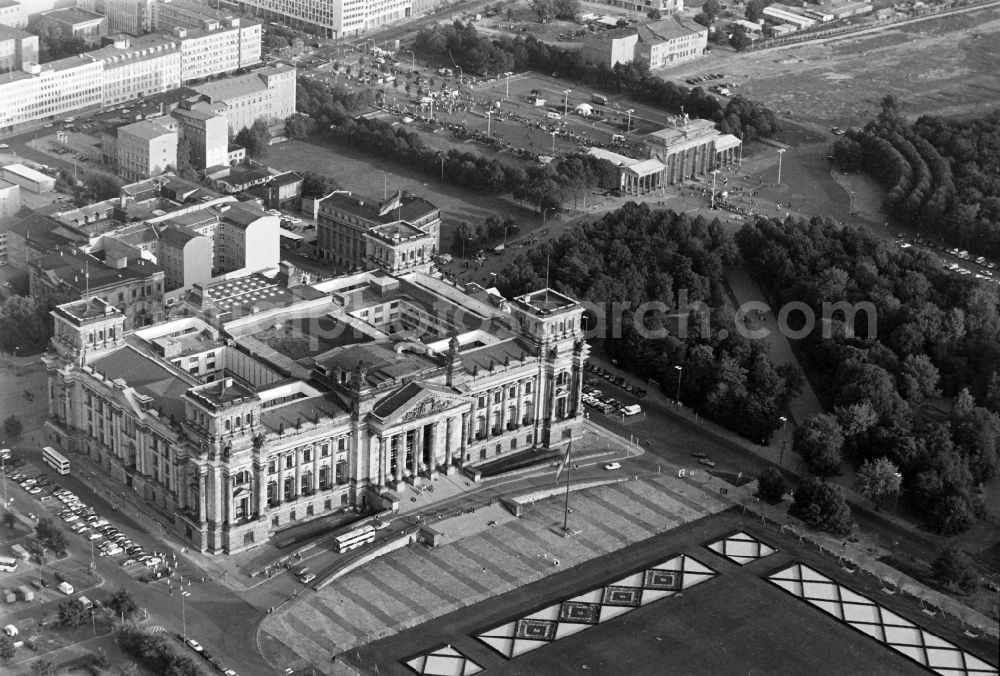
[496,203,800,441]
[738,215,1000,533]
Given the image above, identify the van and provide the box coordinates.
[2,624,16,637]
[612,134,625,142]
[57,581,73,595]
[546,112,561,120]
[623,404,642,416]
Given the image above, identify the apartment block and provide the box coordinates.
[0,57,104,133]
[190,63,295,132]
[116,119,178,181]
[171,100,229,170]
[38,8,108,46]
[89,34,182,107]
[0,24,37,72]
[171,17,261,83]
[233,0,411,39]
[78,0,155,36]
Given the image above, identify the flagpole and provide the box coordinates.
[562,440,572,533]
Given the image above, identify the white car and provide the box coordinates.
[299,573,317,584]
[0,143,8,149]
[604,462,621,471]
[186,639,204,652]
[88,531,103,540]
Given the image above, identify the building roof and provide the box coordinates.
[6,211,87,246]
[0,24,33,40]
[87,34,180,66]
[647,118,720,147]
[320,190,438,226]
[268,171,302,188]
[219,201,269,228]
[53,297,118,324]
[367,221,428,244]
[220,167,273,187]
[119,120,176,141]
[191,70,269,102]
[41,7,106,26]
[513,288,578,315]
[460,337,534,373]
[638,16,706,42]
[2,163,53,184]
[585,147,636,166]
[33,249,162,294]
[159,224,204,247]
[92,345,193,421]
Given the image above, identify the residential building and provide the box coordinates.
[213,200,280,274]
[38,8,108,46]
[171,100,229,170]
[0,24,37,72]
[158,223,212,290]
[28,247,165,328]
[90,34,182,108]
[42,267,586,554]
[580,27,638,69]
[151,0,237,31]
[636,16,707,68]
[0,178,19,223]
[171,17,262,83]
[0,0,24,29]
[317,190,440,271]
[116,119,178,181]
[232,0,412,39]
[4,211,88,270]
[215,166,272,194]
[190,63,296,133]
[581,16,706,69]
[248,170,301,209]
[0,56,104,133]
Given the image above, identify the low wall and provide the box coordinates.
[314,529,418,590]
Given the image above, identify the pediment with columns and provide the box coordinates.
[369,381,471,428]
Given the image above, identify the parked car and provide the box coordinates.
[186,639,204,652]
[698,458,716,467]
[299,573,317,584]
[604,462,621,471]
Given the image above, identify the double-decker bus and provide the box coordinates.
[334,525,375,553]
[0,555,18,573]
[42,447,70,475]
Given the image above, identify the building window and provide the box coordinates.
[307,504,314,516]
[268,459,276,473]
[271,515,279,527]
[493,391,501,404]
[285,454,294,469]
[525,381,533,394]
[324,499,332,510]
[303,448,312,463]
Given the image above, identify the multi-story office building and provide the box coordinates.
[212,200,280,274]
[88,34,181,107]
[78,0,155,36]
[0,56,104,133]
[38,8,108,46]
[172,17,261,83]
[43,266,586,553]
[581,15,707,69]
[233,0,411,39]
[0,0,24,29]
[116,119,178,181]
[317,190,440,271]
[0,24,37,72]
[190,63,295,133]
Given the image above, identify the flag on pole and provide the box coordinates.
[554,443,571,482]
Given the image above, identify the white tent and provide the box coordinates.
[574,103,594,116]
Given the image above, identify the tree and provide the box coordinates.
[3,415,22,440]
[3,511,16,530]
[0,296,51,354]
[900,353,940,404]
[48,529,69,558]
[757,466,785,501]
[31,658,56,676]
[552,0,579,19]
[793,414,844,477]
[174,136,198,182]
[108,588,139,620]
[856,457,901,510]
[729,25,753,51]
[60,598,89,627]
[930,546,977,593]
[745,0,765,22]
[792,478,855,535]
[530,0,554,23]
[0,633,14,664]
[647,8,663,19]
[119,662,140,676]
[234,118,270,160]
[284,113,316,140]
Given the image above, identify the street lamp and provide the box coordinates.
[180,589,190,639]
[486,110,492,136]
[1,454,7,506]
[543,207,556,225]
[674,365,683,405]
[563,89,572,117]
[779,416,788,466]
[776,148,786,184]
[893,472,902,511]
[710,169,719,209]
[551,130,557,155]
[503,223,512,249]
[401,49,415,73]
[626,108,635,133]
[364,38,376,54]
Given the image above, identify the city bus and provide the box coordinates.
[0,555,18,573]
[334,525,375,553]
[42,447,70,475]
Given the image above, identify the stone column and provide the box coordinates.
[197,471,206,523]
[223,473,231,527]
[312,444,320,492]
[278,456,286,502]
[294,448,302,498]
[393,434,403,483]
[460,413,469,461]
[444,417,454,468]
[415,425,425,473]
[256,464,266,515]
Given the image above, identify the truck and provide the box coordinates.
[16,585,33,602]
[57,581,73,595]
[11,544,29,561]
[591,93,608,105]
[622,404,642,416]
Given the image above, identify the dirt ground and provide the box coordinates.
[657,4,1000,128]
